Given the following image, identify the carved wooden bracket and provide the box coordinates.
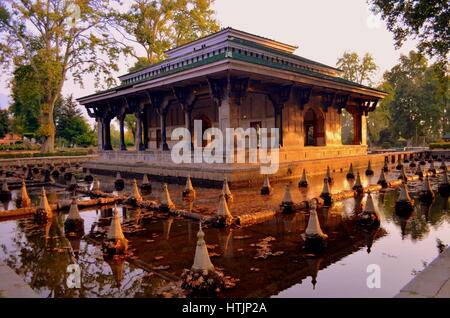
[335,94,349,114]
[207,78,226,107]
[229,77,249,105]
[268,85,292,110]
[320,92,335,113]
[297,87,312,110]
[123,96,143,118]
[172,86,197,112]
[368,100,378,113]
[109,99,126,121]
[355,98,373,116]
[85,104,100,119]
[145,91,168,116]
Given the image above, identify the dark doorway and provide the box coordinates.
[156,129,161,149]
[305,124,314,146]
[194,115,212,147]
[304,108,325,146]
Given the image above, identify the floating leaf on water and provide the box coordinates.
[208,252,221,257]
[152,265,170,270]
[234,235,252,240]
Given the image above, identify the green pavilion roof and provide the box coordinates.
[80,29,385,101]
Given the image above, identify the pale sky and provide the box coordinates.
[0,0,419,114]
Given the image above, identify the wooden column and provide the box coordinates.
[172,86,197,148]
[159,108,169,151]
[352,99,374,146]
[334,94,349,146]
[135,112,145,150]
[116,103,128,151]
[208,78,228,135]
[268,85,292,147]
[97,118,104,150]
[86,105,105,151]
[143,108,149,150]
[147,91,169,151]
[118,115,126,151]
[274,105,283,146]
[103,116,113,150]
[352,111,362,145]
[125,96,146,151]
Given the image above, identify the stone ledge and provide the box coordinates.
[0,262,39,298]
[395,247,450,298]
[83,151,420,188]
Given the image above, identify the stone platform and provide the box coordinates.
[0,154,98,167]
[83,149,421,188]
[395,247,450,298]
[0,262,38,298]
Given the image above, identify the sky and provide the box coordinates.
[0,0,420,115]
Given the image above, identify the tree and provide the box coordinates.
[370,0,449,63]
[367,81,392,145]
[9,64,42,135]
[55,95,95,147]
[0,0,123,152]
[381,51,449,144]
[337,51,378,87]
[0,109,10,138]
[124,114,137,139]
[111,0,220,70]
[336,51,381,144]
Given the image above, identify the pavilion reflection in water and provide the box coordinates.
[1,189,448,297]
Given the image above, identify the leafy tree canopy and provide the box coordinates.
[9,63,42,135]
[0,109,10,138]
[336,51,378,87]
[110,0,220,71]
[0,0,124,152]
[370,0,449,63]
[55,95,95,147]
[381,51,449,144]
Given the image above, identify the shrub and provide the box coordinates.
[0,150,89,159]
[381,142,392,149]
[0,143,40,151]
[429,142,450,149]
[23,133,35,139]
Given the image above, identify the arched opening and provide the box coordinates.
[304,108,325,146]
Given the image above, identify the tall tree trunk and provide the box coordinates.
[40,96,57,152]
[42,133,55,152]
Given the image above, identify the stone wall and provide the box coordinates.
[85,151,420,188]
[0,155,98,167]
